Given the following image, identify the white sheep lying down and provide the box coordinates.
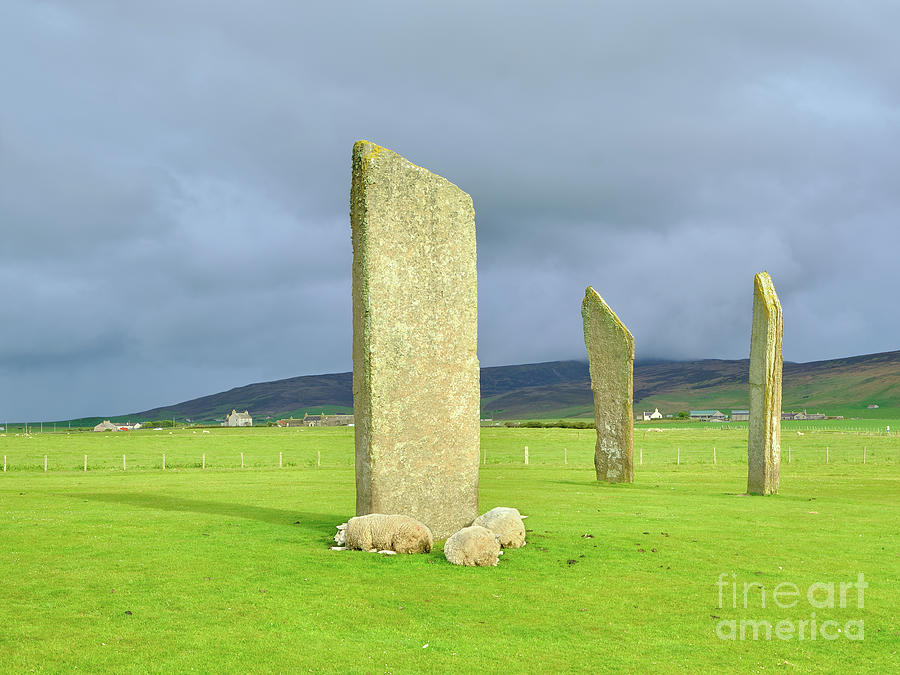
[473,507,526,548]
[443,525,501,567]
[333,514,433,554]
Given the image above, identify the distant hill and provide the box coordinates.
[128,350,900,422]
[135,372,354,423]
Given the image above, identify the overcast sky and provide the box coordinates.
[2,1,899,420]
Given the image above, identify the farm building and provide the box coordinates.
[783,411,826,421]
[276,417,306,428]
[93,420,118,432]
[640,408,663,421]
[92,421,141,432]
[731,409,749,421]
[223,410,253,427]
[689,410,728,422]
[297,412,354,427]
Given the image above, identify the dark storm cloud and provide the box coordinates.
[2,1,900,419]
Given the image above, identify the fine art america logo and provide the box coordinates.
[714,573,866,641]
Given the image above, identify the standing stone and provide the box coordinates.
[350,140,479,539]
[582,287,634,483]
[747,271,783,495]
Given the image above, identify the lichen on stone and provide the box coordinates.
[582,286,635,483]
[747,271,783,495]
[350,141,480,539]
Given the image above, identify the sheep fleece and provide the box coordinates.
[444,525,501,567]
[345,514,433,554]
[473,507,526,548]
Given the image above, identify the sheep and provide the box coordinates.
[333,514,433,554]
[473,507,527,548]
[443,525,501,567]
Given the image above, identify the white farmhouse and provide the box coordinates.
[223,410,253,427]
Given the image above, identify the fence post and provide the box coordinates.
[241,452,244,469]
[202,453,206,469]
[524,446,529,465]
[564,447,567,465]
[640,448,643,465]
[279,452,283,468]
[317,450,321,468]
[713,447,717,465]
[788,446,791,464]
[2,456,5,472]
[162,453,166,470]
[677,448,680,465]
[123,455,126,471]
[826,446,829,464]
[44,455,47,472]
[863,446,867,464]
[84,455,87,472]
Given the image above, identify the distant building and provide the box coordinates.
[731,409,749,422]
[326,414,354,426]
[640,408,664,421]
[782,410,826,421]
[297,412,354,427]
[224,410,253,427]
[303,414,322,426]
[690,410,728,422]
[92,420,140,432]
[867,404,880,409]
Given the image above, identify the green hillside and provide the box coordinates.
[111,349,900,423]
[634,351,900,420]
[486,352,900,419]
[135,373,354,423]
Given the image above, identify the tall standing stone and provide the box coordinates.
[582,287,634,483]
[747,271,783,495]
[350,140,479,539]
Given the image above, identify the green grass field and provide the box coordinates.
[2,426,898,672]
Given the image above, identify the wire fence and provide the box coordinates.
[486,444,897,467]
[1,442,896,474]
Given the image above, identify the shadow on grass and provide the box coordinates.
[543,479,638,488]
[76,492,338,537]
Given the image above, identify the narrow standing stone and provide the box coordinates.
[747,271,783,495]
[582,287,634,483]
[351,140,479,539]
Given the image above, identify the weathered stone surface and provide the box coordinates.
[350,140,479,539]
[747,271,783,495]
[582,287,634,483]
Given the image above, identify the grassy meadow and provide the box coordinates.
[1,424,898,672]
